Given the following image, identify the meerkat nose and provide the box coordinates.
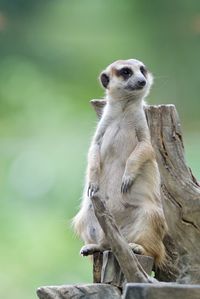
[137,79,146,87]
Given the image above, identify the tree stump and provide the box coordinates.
[145,105,200,283]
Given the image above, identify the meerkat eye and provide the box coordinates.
[140,66,147,76]
[119,67,133,79]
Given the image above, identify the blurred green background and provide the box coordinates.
[0,1,200,298]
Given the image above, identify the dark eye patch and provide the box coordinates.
[140,65,147,77]
[118,67,133,80]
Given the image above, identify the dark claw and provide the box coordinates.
[121,183,126,193]
[87,186,90,197]
[121,176,134,194]
[87,183,99,198]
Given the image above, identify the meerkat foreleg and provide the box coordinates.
[87,118,108,198]
[87,143,101,198]
[121,141,155,193]
[121,115,155,194]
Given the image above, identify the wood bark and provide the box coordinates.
[91,100,200,284]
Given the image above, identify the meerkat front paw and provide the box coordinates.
[121,174,135,193]
[87,182,99,198]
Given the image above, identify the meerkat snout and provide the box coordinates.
[137,79,146,88]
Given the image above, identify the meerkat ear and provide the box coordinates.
[100,72,110,89]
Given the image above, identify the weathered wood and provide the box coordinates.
[90,194,156,283]
[145,105,200,284]
[100,251,154,288]
[154,233,179,282]
[37,284,121,299]
[93,252,103,283]
[37,283,200,299]
[91,100,200,284]
[123,283,200,299]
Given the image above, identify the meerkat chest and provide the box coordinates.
[100,115,137,160]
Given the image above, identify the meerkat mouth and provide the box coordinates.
[125,84,144,91]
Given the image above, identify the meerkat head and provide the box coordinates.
[99,59,153,102]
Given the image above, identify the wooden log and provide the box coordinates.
[37,284,121,299]
[37,282,200,299]
[91,100,200,284]
[123,283,200,299]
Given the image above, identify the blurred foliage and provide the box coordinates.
[0,1,199,299]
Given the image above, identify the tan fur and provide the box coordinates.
[73,59,167,267]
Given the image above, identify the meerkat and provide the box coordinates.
[73,59,167,266]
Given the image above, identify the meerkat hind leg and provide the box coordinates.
[81,242,145,256]
[80,243,108,256]
[129,242,146,255]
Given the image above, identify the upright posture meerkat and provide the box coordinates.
[73,59,167,266]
